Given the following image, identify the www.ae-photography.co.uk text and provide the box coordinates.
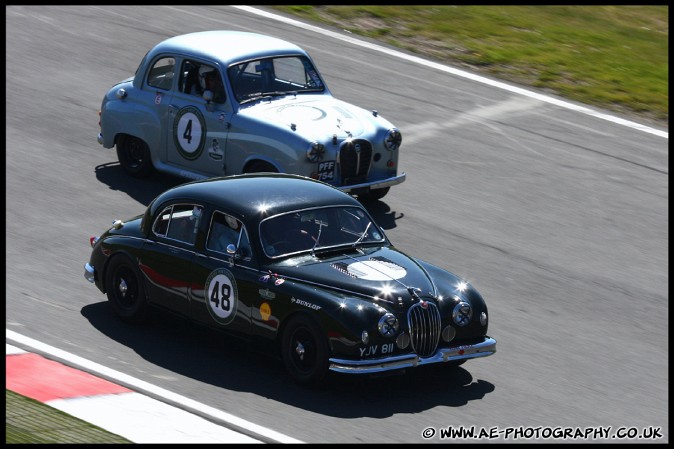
[421,425,663,441]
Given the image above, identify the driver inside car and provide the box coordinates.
[198,65,226,103]
[209,214,241,254]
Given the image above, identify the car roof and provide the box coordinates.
[150,31,308,65]
[146,173,362,224]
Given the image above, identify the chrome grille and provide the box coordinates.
[407,301,441,357]
[339,139,372,185]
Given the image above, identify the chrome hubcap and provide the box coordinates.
[118,278,128,297]
[295,341,305,360]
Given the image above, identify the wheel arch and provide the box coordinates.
[242,158,281,174]
[272,285,376,359]
[275,310,322,357]
[103,93,162,149]
[100,249,144,296]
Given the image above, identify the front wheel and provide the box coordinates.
[437,359,466,373]
[105,255,149,324]
[116,135,154,177]
[445,360,466,368]
[245,160,277,173]
[357,187,390,202]
[281,315,329,386]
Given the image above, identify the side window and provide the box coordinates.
[147,57,175,90]
[179,60,226,103]
[153,207,172,237]
[156,204,203,245]
[207,211,251,259]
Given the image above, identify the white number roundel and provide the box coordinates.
[205,269,238,325]
[173,106,206,160]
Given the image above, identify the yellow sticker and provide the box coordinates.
[260,302,271,321]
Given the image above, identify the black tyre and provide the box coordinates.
[245,160,277,173]
[357,187,389,202]
[281,315,329,386]
[444,360,466,369]
[105,255,149,324]
[116,135,154,177]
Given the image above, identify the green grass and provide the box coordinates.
[6,389,132,444]
[273,5,668,125]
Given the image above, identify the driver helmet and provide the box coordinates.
[191,206,202,219]
[198,65,216,90]
[225,215,239,230]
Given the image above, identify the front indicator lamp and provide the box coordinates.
[396,332,410,349]
[442,325,456,342]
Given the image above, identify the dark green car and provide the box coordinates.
[84,174,495,385]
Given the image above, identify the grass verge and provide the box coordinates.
[273,5,668,126]
[6,389,132,444]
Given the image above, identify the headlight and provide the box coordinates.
[384,128,402,151]
[306,141,325,162]
[452,301,473,327]
[378,313,399,337]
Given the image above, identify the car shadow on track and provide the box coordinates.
[360,199,404,231]
[95,161,405,230]
[82,301,494,418]
[94,162,186,207]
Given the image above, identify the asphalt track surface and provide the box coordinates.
[6,5,668,444]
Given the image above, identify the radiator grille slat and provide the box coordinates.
[339,139,373,185]
[407,302,441,357]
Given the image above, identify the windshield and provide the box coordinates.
[259,206,385,258]
[227,55,325,104]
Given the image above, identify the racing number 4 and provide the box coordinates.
[183,119,193,144]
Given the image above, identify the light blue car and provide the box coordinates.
[97,30,405,201]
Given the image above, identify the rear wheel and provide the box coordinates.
[105,255,149,324]
[117,135,154,177]
[281,315,329,386]
[357,187,389,202]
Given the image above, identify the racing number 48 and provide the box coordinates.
[210,281,231,311]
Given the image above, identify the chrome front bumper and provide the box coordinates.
[84,263,95,283]
[329,337,496,374]
[338,172,406,194]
